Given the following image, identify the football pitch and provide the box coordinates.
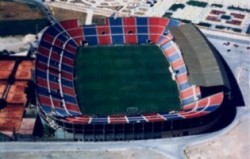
[74,45,180,115]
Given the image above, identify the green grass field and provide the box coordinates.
[74,45,180,115]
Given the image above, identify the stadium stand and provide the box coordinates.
[36,17,225,139]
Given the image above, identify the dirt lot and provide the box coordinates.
[0,1,44,20]
[185,110,250,159]
[50,6,87,24]
[50,6,106,24]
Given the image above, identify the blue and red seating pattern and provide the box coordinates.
[36,17,224,125]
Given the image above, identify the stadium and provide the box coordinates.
[35,17,231,141]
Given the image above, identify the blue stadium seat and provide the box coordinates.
[91,117,108,124]
[181,96,194,105]
[48,73,58,83]
[36,69,47,79]
[111,35,124,44]
[64,94,77,104]
[83,26,97,36]
[157,35,167,44]
[160,42,172,50]
[203,105,218,112]
[40,104,52,114]
[176,66,187,75]
[69,111,82,116]
[61,78,74,88]
[68,39,78,48]
[46,27,60,37]
[85,36,98,46]
[168,53,180,63]
[50,91,62,100]
[63,50,75,59]
[55,108,69,117]
[137,26,148,34]
[137,35,148,44]
[61,63,73,73]
[161,113,183,120]
[49,58,59,68]
[37,85,49,94]
[36,87,51,99]
[40,40,52,49]
[178,81,191,91]
[110,26,123,34]
[37,54,48,64]
[52,46,63,54]
[168,19,181,28]
[54,23,65,32]
[136,17,148,26]
[109,17,122,26]
[126,116,145,123]
[57,33,68,42]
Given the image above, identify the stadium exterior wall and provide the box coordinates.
[37,101,225,141]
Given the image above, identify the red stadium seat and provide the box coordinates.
[143,113,165,122]
[124,26,137,44]
[97,26,112,45]
[123,17,136,25]
[60,19,79,30]
[109,115,127,124]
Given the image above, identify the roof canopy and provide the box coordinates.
[170,24,225,87]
